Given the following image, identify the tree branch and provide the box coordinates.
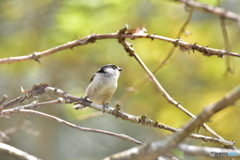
[0,85,236,147]
[104,143,240,160]
[0,31,240,65]
[118,85,240,159]
[162,85,240,152]
[118,37,227,143]
[0,142,39,160]
[175,0,240,24]
[1,108,142,145]
[119,10,194,104]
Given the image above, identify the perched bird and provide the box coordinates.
[85,64,122,110]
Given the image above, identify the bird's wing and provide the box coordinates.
[90,67,106,82]
[90,74,96,82]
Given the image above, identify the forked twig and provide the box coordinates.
[0,32,239,65]
[119,9,194,104]
[0,85,234,147]
[118,37,227,144]
[105,85,240,159]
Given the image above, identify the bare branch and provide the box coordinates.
[0,32,240,65]
[44,86,234,147]
[162,85,240,152]
[217,0,235,75]
[175,0,240,24]
[18,98,65,109]
[1,108,142,145]
[107,86,240,159]
[0,85,235,147]
[104,143,240,160]
[0,83,49,111]
[0,95,26,111]
[0,142,40,160]
[103,145,171,160]
[118,37,225,142]
[119,10,194,104]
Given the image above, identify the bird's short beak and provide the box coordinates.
[118,68,122,71]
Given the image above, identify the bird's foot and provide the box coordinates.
[82,96,89,101]
[102,104,108,113]
[73,96,90,110]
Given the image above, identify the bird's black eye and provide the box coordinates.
[112,66,117,69]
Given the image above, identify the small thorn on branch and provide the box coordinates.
[118,24,129,34]
[31,52,41,63]
[172,38,181,47]
[138,115,147,125]
[191,43,197,53]
[113,104,121,118]
[218,49,226,58]
[153,121,159,127]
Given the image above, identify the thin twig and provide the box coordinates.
[217,0,235,75]
[19,98,65,109]
[0,83,49,111]
[175,0,240,24]
[1,108,142,145]
[0,95,26,111]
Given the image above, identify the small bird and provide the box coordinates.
[85,64,122,110]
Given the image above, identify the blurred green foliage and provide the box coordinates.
[0,0,240,159]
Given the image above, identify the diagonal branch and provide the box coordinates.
[107,85,240,159]
[0,142,39,160]
[118,38,224,140]
[162,85,240,151]
[119,10,194,104]
[175,0,240,24]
